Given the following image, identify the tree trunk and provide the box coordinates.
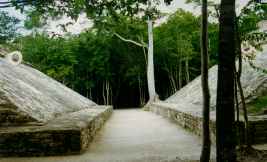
[89,88,92,100]
[234,70,239,122]
[216,0,237,161]
[105,80,110,105]
[147,14,157,102]
[169,69,177,94]
[200,0,211,161]
[235,16,250,147]
[139,74,146,107]
[185,55,190,84]
[102,81,106,105]
[236,75,249,145]
[178,59,182,89]
[104,80,112,105]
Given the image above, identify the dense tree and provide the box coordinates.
[154,9,218,97]
[14,9,219,107]
[20,34,77,83]
[216,0,237,161]
[10,1,218,109]
[11,0,174,105]
[0,11,20,43]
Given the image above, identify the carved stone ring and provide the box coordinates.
[5,51,23,66]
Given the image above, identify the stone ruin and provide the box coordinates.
[0,51,112,156]
[150,46,267,144]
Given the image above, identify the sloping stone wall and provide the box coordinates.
[0,106,112,157]
[150,47,267,145]
[0,58,97,125]
[0,56,113,156]
[165,48,267,110]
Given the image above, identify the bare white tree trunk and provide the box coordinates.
[169,73,177,94]
[138,75,146,106]
[113,1,157,104]
[185,56,190,84]
[147,17,157,102]
[106,80,110,105]
[178,59,182,89]
[103,80,112,105]
[102,81,106,105]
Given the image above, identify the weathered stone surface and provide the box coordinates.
[0,106,112,157]
[0,57,113,156]
[166,45,267,110]
[0,45,9,57]
[150,46,267,144]
[150,103,217,143]
[150,102,267,144]
[0,108,37,126]
[0,58,97,125]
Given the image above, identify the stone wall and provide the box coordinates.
[0,109,37,126]
[165,49,267,111]
[248,116,267,144]
[0,58,97,124]
[153,47,267,145]
[149,103,267,145]
[149,103,216,144]
[0,58,113,156]
[0,106,112,157]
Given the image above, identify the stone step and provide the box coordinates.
[0,106,112,157]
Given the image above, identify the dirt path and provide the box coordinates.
[0,109,215,162]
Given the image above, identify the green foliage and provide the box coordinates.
[247,95,267,114]
[20,34,77,84]
[238,1,267,39]
[154,9,218,94]
[17,9,219,107]
[186,0,267,42]
[0,11,20,43]
[237,1,267,75]
[14,0,174,29]
[24,10,46,29]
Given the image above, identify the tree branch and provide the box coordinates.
[114,32,147,48]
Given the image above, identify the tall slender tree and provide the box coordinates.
[200,0,210,161]
[216,0,237,161]
[147,0,157,103]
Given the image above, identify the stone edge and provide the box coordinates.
[0,105,113,157]
[149,103,267,145]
